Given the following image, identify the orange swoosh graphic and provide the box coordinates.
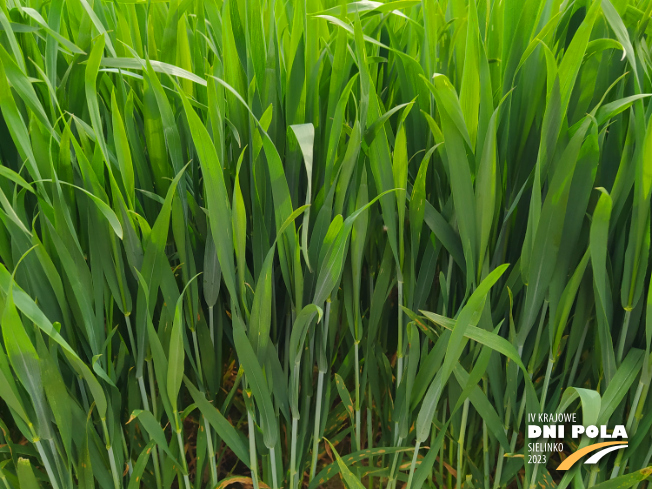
[557,441,628,470]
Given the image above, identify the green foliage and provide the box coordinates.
[0,0,651,488]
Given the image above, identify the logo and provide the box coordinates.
[555,441,628,470]
[526,413,628,470]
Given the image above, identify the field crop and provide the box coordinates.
[0,0,651,488]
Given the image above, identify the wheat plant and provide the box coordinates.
[0,0,651,488]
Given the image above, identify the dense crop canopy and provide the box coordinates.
[0,0,651,488]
